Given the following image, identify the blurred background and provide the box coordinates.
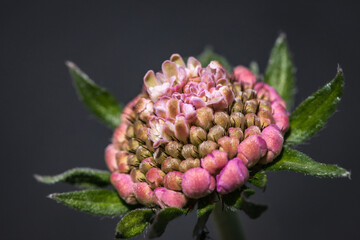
[1,0,359,239]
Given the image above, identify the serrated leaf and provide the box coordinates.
[49,189,132,216]
[197,47,232,73]
[116,209,154,239]
[223,188,268,219]
[265,147,350,178]
[249,61,260,77]
[265,34,295,110]
[248,170,267,190]
[148,208,186,238]
[285,69,344,146]
[35,168,110,188]
[66,61,122,129]
[193,197,215,240]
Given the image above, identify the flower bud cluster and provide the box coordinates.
[105,54,289,208]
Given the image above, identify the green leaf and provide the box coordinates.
[49,189,132,216]
[265,147,350,178]
[249,61,260,77]
[116,209,154,239]
[35,168,110,188]
[66,61,122,129]
[193,197,215,240]
[148,208,186,238]
[197,47,232,73]
[223,188,268,219]
[248,170,267,190]
[285,69,344,146]
[265,34,295,110]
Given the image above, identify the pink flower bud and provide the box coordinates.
[153,187,187,209]
[139,157,156,174]
[271,101,289,134]
[218,136,239,159]
[111,172,137,205]
[244,125,261,139]
[201,150,228,175]
[112,123,127,148]
[216,158,249,194]
[133,182,155,206]
[228,127,244,140]
[233,66,256,89]
[164,171,183,191]
[237,135,267,167]
[105,144,118,172]
[182,167,215,199]
[116,151,130,173]
[259,124,284,164]
[146,168,165,189]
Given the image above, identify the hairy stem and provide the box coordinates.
[212,202,245,240]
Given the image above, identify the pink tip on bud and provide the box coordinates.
[201,150,228,175]
[259,124,284,164]
[233,66,256,89]
[216,158,249,194]
[164,171,183,191]
[181,167,215,199]
[218,136,240,159]
[111,172,137,205]
[112,123,128,148]
[174,115,190,143]
[146,168,165,189]
[237,135,267,167]
[133,182,155,206]
[153,187,187,209]
[105,144,118,172]
[271,101,289,134]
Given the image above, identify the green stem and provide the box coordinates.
[212,202,245,240]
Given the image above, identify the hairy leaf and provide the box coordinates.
[249,61,260,77]
[148,208,186,238]
[265,34,295,110]
[285,69,344,146]
[116,209,154,239]
[265,148,350,178]
[197,47,232,73]
[248,170,267,190]
[49,189,132,216]
[67,61,122,129]
[35,168,110,188]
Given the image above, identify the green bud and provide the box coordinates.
[130,168,146,182]
[190,126,207,146]
[198,140,218,158]
[127,154,140,167]
[245,113,260,128]
[161,157,181,173]
[207,125,226,142]
[214,111,230,129]
[179,158,201,173]
[136,146,152,161]
[231,97,244,113]
[181,144,198,159]
[165,141,183,158]
[230,112,245,130]
[154,148,168,165]
[244,99,258,114]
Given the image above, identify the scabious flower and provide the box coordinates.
[106,54,289,208]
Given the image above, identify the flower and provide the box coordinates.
[105,54,289,208]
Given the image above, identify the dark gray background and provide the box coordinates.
[1,0,359,239]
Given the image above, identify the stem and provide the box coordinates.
[212,202,245,240]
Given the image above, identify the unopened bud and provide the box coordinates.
[165,141,183,158]
[146,168,165,189]
[201,150,228,175]
[259,124,284,164]
[218,136,240,159]
[111,172,137,205]
[244,99,258,114]
[194,107,214,130]
[175,115,190,143]
[153,187,187,209]
[116,151,130,173]
[230,112,245,129]
[214,112,230,130]
[133,182,155,206]
[179,158,201,172]
[133,120,148,142]
[161,157,181,173]
[244,125,261,139]
[198,140,218,158]
[245,89,257,100]
[181,144,198,159]
[154,148,168,165]
[181,167,215,199]
[164,171,183,191]
[228,127,244,141]
[190,126,207,146]
[105,144,118,172]
[231,97,244,113]
[139,157,156,174]
[245,113,260,128]
[258,100,272,112]
[136,146,152,161]
[207,125,226,142]
[128,138,141,152]
[112,123,127,148]
[258,110,275,129]
[231,82,242,96]
[216,158,249,194]
[125,125,135,139]
[237,135,267,167]
[233,66,256,89]
[130,168,146,182]
[127,154,140,167]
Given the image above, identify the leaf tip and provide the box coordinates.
[34,174,43,182]
[65,60,76,69]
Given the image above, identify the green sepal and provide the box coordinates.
[148,208,187,238]
[35,168,110,188]
[193,196,215,240]
[223,188,268,219]
[248,170,267,190]
[115,208,154,239]
[66,61,122,129]
[249,61,260,78]
[265,147,350,178]
[197,47,232,73]
[265,34,295,110]
[285,69,344,146]
[49,189,133,217]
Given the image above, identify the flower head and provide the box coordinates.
[106,55,289,208]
